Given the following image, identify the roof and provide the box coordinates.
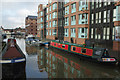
[26,15,37,20]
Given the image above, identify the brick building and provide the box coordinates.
[38,1,120,51]
[25,15,37,37]
[37,4,46,38]
[38,0,90,45]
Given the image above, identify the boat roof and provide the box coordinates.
[52,40,105,50]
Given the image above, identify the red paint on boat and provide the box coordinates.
[61,44,68,50]
[58,43,61,48]
[86,49,93,56]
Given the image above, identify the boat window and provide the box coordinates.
[81,49,86,53]
[54,43,56,46]
[72,47,76,51]
[62,45,65,48]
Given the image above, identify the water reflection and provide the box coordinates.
[37,47,120,78]
[3,38,120,79]
[2,62,26,79]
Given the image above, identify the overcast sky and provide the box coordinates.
[0,0,48,29]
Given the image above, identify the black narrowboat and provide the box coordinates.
[1,38,26,64]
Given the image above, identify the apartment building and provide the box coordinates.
[37,4,46,38]
[89,1,120,51]
[25,15,37,36]
[64,0,90,44]
[38,0,90,44]
[45,1,59,40]
[38,1,120,51]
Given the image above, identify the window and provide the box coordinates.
[81,49,86,53]
[92,0,94,9]
[49,21,51,27]
[49,29,51,35]
[104,11,107,23]
[46,30,48,35]
[71,15,76,25]
[65,17,69,26]
[96,0,98,8]
[99,0,102,7]
[62,45,65,48]
[108,0,111,5]
[65,6,69,15]
[64,28,69,37]
[99,12,101,23]
[65,0,69,4]
[95,28,97,39]
[71,28,76,37]
[91,14,94,24]
[71,3,76,13]
[103,27,106,40]
[79,0,88,11]
[41,17,43,22]
[91,28,93,39]
[79,13,88,24]
[72,47,76,51]
[113,8,116,21]
[78,28,88,38]
[116,6,120,21]
[41,11,43,16]
[52,20,57,27]
[106,27,110,40]
[49,5,51,11]
[52,12,57,19]
[41,24,43,28]
[95,28,101,40]
[112,27,115,40]
[104,0,107,6]
[50,14,51,20]
[46,8,48,13]
[96,13,98,23]
[53,3,57,10]
[52,29,57,36]
[107,10,110,22]
[46,15,48,21]
[54,43,56,46]
[103,27,110,40]
[46,22,48,28]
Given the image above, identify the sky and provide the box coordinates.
[0,0,48,29]
[0,0,119,29]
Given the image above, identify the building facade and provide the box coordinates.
[38,0,90,45]
[38,1,120,51]
[64,0,90,44]
[37,4,46,39]
[25,15,37,37]
[89,1,120,51]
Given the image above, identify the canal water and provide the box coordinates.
[2,38,120,79]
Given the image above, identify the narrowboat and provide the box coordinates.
[50,40,117,64]
[0,38,26,64]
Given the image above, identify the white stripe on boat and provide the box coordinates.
[15,58,25,62]
[0,60,11,63]
[0,58,26,63]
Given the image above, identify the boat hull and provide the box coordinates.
[50,42,117,65]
